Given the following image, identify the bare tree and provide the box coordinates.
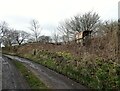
[13,30,30,45]
[0,21,8,36]
[1,27,30,47]
[0,21,9,47]
[0,21,30,47]
[2,29,14,47]
[71,11,100,33]
[29,19,42,42]
[52,30,60,43]
[58,12,100,43]
[58,11,100,46]
[57,20,74,43]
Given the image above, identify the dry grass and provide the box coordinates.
[13,33,117,61]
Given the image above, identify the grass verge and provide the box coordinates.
[3,51,120,90]
[20,52,120,90]
[12,60,48,89]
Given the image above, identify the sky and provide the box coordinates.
[0,0,119,36]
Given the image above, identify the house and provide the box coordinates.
[75,31,92,45]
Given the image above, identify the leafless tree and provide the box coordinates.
[29,19,42,42]
[13,30,30,45]
[58,12,100,41]
[102,21,118,34]
[0,21,8,36]
[58,20,74,43]
[58,11,100,43]
[71,11,100,33]
[52,30,60,43]
[1,26,30,47]
[0,21,9,47]
[2,29,14,47]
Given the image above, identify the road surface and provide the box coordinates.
[5,55,87,89]
[0,55,2,90]
[2,56,30,89]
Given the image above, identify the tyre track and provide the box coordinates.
[2,56,30,89]
[5,55,87,89]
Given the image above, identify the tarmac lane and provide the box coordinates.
[2,56,30,90]
[4,55,87,89]
[0,56,2,91]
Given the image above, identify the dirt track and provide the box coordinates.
[2,56,30,89]
[5,55,87,89]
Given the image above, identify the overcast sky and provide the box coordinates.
[0,0,119,36]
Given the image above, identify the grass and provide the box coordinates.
[20,51,120,90]
[12,59,48,89]
[3,50,120,90]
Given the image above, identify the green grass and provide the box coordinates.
[3,50,120,90]
[12,60,48,89]
[21,51,120,90]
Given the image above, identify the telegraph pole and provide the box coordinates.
[117,1,120,63]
